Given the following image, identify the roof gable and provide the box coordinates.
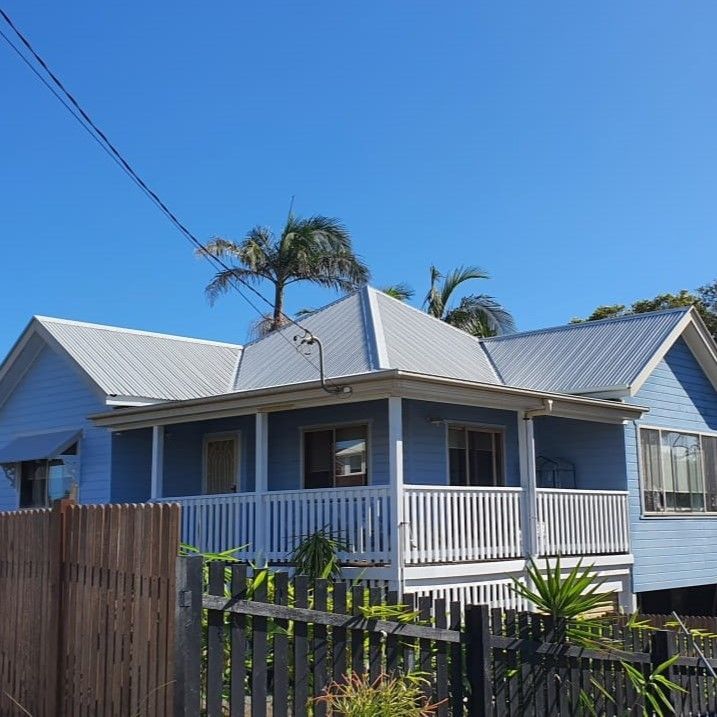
[481,307,717,396]
[0,317,243,405]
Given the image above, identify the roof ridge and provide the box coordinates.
[481,306,692,343]
[34,315,243,349]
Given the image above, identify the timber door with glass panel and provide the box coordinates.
[303,424,368,488]
[448,426,504,487]
[204,434,240,494]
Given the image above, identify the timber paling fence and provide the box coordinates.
[0,500,180,717]
[177,556,717,717]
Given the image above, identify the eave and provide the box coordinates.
[90,369,647,431]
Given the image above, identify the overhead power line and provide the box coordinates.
[0,7,350,392]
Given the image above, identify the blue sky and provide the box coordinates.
[1,2,716,354]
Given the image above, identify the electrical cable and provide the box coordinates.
[0,7,353,390]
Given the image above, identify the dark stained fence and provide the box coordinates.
[0,500,180,717]
[177,556,717,717]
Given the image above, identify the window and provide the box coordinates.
[18,443,79,508]
[204,435,239,495]
[640,428,717,514]
[304,424,368,489]
[448,426,504,487]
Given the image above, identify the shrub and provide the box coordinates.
[316,672,443,717]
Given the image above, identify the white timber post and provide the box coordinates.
[388,396,405,597]
[255,411,269,562]
[517,413,539,559]
[150,425,164,500]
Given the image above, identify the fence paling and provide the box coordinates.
[0,501,179,717]
[179,557,717,717]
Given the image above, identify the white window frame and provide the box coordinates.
[638,423,717,517]
[202,431,242,495]
[444,422,507,487]
[299,420,372,489]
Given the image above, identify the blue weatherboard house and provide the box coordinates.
[1,287,716,614]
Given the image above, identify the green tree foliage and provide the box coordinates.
[574,281,717,341]
[200,214,369,335]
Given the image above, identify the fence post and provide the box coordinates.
[650,628,677,713]
[466,604,493,716]
[174,555,203,717]
[46,498,73,716]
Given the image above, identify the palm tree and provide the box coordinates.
[426,265,516,336]
[385,266,515,337]
[200,214,370,334]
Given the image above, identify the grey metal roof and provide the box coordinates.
[233,291,375,391]
[481,308,689,393]
[232,287,500,391]
[372,291,500,384]
[36,317,242,401]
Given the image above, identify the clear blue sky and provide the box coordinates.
[1,2,715,355]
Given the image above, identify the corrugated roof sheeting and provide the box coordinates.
[233,291,375,391]
[373,291,501,384]
[38,318,241,400]
[482,309,688,393]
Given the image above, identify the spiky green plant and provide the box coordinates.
[316,672,444,717]
[511,557,685,716]
[290,528,348,580]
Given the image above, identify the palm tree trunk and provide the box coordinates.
[272,281,285,331]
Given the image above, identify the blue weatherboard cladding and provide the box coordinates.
[402,399,521,486]
[0,344,111,509]
[533,417,627,491]
[267,400,389,489]
[627,338,717,593]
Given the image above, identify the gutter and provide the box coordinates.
[90,369,648,430]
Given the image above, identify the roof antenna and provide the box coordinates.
[293,330,353,396]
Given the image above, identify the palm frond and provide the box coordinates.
[203,268,267,305]
[379,283,415,301]
[443,294,516,336]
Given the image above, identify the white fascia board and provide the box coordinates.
[105,395,165,407]
[628,310,711,396]
[92,368,646,431]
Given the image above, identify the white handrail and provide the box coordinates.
[536,489,630,556]
[403,486,523,564]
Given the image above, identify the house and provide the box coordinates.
[1,287,716,614]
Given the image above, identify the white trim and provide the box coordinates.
[637,424,717,517]
[517,414,539,558]
[300,420,372,489]
[91,370,646,430]
[202,431,242,494]
[388,396,404,594]
[363,287,390,369]
[630,309,717,396]
[150,425,164,500]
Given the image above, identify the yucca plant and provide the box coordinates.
[316,672,444,717]
[290,528,348,580]
[511,557,684,716]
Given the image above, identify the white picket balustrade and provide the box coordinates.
[403,486,524,564]
[263,486,392,564]
[536,488,630,556]
[157,493,256,559]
